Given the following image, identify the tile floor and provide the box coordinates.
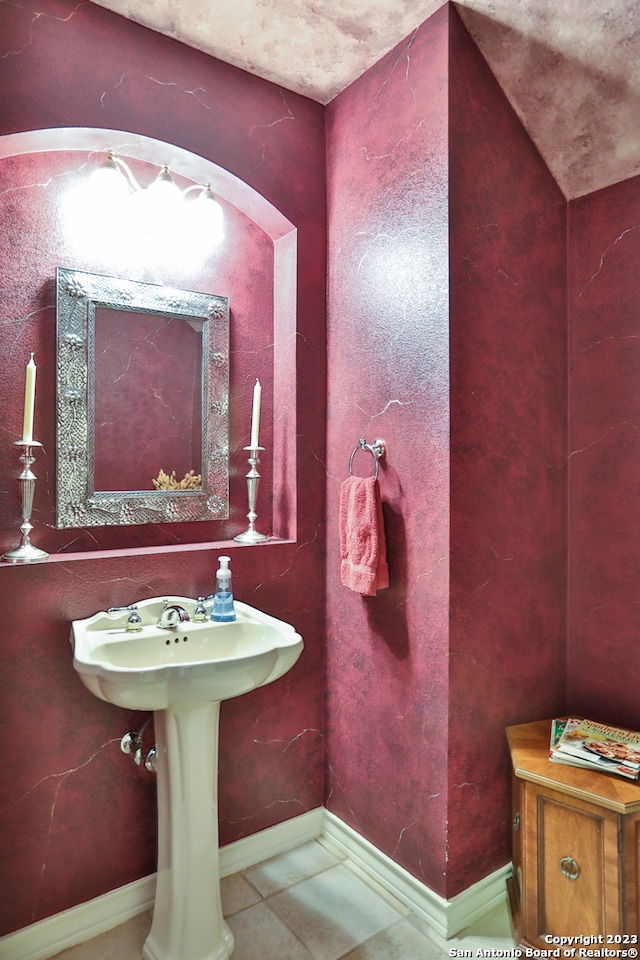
[51,839,516,960]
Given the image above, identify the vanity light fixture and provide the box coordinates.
[91,151,225,245]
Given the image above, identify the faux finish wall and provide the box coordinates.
[0,0,326,937]
[325,8,452,897]
[568,178,640,732]
[447,10,567,895]
[326,5,568,900]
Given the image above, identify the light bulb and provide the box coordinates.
[146,165,182,213]
[124,165,178,235]
[187,185,225,247]
[89,153,131,207]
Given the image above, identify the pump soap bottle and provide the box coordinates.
[211,555,236,622]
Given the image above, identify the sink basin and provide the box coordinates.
[71,596,303,710]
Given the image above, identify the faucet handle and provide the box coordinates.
[194,597,208,622]
[125,609,142,633]
[107,604,142,632]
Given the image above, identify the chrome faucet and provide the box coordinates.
[158,603,190,629]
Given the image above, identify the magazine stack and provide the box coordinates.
[549,717,640,780]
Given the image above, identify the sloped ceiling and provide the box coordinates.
[90,0,640,199]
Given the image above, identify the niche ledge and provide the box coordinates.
[36,537,296,565]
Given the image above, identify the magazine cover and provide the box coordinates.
[549,717,580,755]
[550,717,640,779]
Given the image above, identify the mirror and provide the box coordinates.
[55,267,229,528]
[92,307,204,492]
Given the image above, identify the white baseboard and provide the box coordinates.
[0,874,157,960]
[322,810,510,939]
[219,807,325,876]
[0,808,508,960]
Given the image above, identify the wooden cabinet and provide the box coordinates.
[506,720,640,945]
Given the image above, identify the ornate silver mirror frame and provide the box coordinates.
[55,267,229,529]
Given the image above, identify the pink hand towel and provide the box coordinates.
[339,475,389,595]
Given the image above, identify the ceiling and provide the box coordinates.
[91,0,640,200]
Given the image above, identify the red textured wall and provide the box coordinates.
[568,178,640,731]
[326,8,452,896]
[447,10,567,894]
[326,5,567,900]
[0,0,326,937]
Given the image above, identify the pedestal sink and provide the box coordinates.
[70,596,304,960]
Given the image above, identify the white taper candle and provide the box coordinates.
[250,378,261,448]
[22,353,36,444]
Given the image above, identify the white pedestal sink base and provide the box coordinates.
[143,702,234,960]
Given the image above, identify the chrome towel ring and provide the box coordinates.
[349,438,386,479]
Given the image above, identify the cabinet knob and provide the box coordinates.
[559,856,580,880]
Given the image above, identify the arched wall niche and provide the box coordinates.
[0,127,297,239]
[0,128,298,554]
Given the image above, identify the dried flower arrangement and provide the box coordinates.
[152,469,202,490]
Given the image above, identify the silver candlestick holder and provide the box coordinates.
[234,446,268,543]
[2,440,49,563]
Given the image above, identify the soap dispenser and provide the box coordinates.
[211,555,236,622]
